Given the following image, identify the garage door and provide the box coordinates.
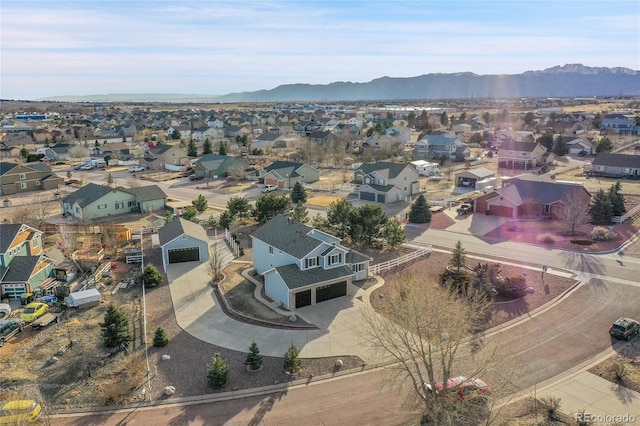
[376,194,386,203]
[315,281,347,303]
[1,283,27,299]
[168,247,200,263]
[489,205,513,218]
[360,191,376,201]
[295,289,311,308]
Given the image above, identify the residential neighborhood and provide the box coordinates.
[1,96,640,425]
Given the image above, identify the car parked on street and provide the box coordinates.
[609,317,640,340]
[20,302,48,323]
[262,184,278,193]
[424,376,490,401]
[128,165,145,173]
[0,399,42,423]
[0,318,24,347]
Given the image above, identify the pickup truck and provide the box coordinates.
[30,313,60,329]
[456,203,473,215]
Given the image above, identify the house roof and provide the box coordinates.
[496,178,589,206]
[158,218,209,246]
[345,249,372,264]
[357,162,409,179]
[0,223,23,253]
[193,154,244,171]
[270,264,353,290]
[251,215,324,259]
[0,162,18,175]
[361,183,396,193]
[498,141,541,152]
[61,183,114,208]
[592,153,640,169]
[25,162,51,172]
[122,185,167,202]
[255,133,281,142]
[456,167,494,179]
[149,145,175,155]
[0,256,42,282]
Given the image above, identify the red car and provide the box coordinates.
[424,376,490,401]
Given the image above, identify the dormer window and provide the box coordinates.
[328,253,342,265]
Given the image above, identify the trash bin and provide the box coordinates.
[20,292,35,305]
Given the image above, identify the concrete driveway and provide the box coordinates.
[167,260,379,362]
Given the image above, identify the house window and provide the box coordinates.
[32,239,39,247]
[328,253,342,265]
[182,235,187,239]
[115,202,121,209]
[305,257,318,268]
[98,204,107,209]
[128,201,136,207]
[36,181,41,186]
[19,173,26,180]
[269,246,273,255]
[521,152,527,157]
[352,263,364,272]
[20,183,27,189]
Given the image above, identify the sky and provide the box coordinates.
[2,0,639,100]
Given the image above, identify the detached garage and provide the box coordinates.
[158,218,210,271]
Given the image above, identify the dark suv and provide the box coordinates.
[0,318,24,347]
[609,317,640,341]
[189,174,204,181]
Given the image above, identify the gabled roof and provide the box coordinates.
[61,183,114,208]
[0,162,18,175]
[0,223,23,253]
[148,144,176,155]
[264,160,304,173]
[158,217,209,246]
[0,256,46,282]
[255,133,281,142]
[498,141,541,152]
[356,162,410,179]
[25,162,51,172]
[251,215,327,259]
[592,153,640,169]
[193,154,244,171]
[496,178,590,206]
[269,264,353,290]
[122,185,167,202]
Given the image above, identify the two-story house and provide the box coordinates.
[251,215,371,309]
[142,145,188,171]
[61,183,166,220]
[0,162,64,196]
[0,223,55,299]
[261,161,320,189]
[414,133,468,161]
[192,126,224,142]
[600,114,640,136]
[353,162,420,204]
[497,141,547,170]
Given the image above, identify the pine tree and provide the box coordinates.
[290,181,308,203]
[207,353,229,388]
[408,194,431,223]
[590,188,613,224]
[153,327,168,347]
[283,342,302,375]
[449,240,467,273]
[245,341,263,370]
[384,218,406,248]
[202,138,212,155]
[100,304,133,351]
[289,203,309,224]
[187,140,198,157]
[218,141,227,155]
[608,182,626,217]
[192,194,208,213]
[140,264,163,288]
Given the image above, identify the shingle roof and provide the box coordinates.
[0,162,18,175]
[345,249,372,264]
[357,162,409,179]
[592,153,640,169]
[271,264,353,290]
[123,185,166,202]
[498,141,540,152]
[0,256,41,282]
[61,183,114,208]
[251,215,324,259]
[0,224,22,253]
[498,178,589,206]
[149,145,174,155]
[158,218,209,246]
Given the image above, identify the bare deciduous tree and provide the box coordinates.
[360,274,500,425]
[57,223,78,259]
[15,193,56,229]
[560,190,592,236]
[208,242,225,283]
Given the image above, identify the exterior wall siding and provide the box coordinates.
[251,238,299,275]
[264,271,290,309]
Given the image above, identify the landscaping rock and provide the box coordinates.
[162,354,171,361]
[164,386,175,396]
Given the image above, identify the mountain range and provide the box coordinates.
[39,64,639,103]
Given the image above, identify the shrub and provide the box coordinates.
[283,343,302,375]
[139,264,163,288]
[609,362,628,383]
[591,226,617,241]
[207,353,229,388]
[153,327,168,347]
[245,341,263,371]
[494,275,528,299]
[536,233,555,244]
[539,396,561,419]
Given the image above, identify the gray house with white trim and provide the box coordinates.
[353,162,420,204]
[251,215,371,310]
[158,218,210,272]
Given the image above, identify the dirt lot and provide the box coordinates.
[589,341,640,394]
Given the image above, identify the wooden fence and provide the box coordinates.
[368,244,432,275]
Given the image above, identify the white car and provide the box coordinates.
[262,184,278,193]
[128,166,145,173]
[80,163,94,170]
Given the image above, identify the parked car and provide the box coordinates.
[262,184,278,193]
[609,317,640,341]
[0,399,42,423]
[128,165,145,173]
[20,302,48,323]
[0,303,10,320]
[80,163,94,170]
[456,203,473,215]
[578,150,588,157]
[0,318,24,347]
[424,376,490,401]
[189,174,204,181]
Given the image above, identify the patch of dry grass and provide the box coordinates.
[220,264,284,321]
[307,195,343,207]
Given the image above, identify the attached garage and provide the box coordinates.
[295,289,312,308]
[168,247,200,263]
[376,194,386,203]
[489,205,513,218]
[315,281,347,303]
[359,191,376,201]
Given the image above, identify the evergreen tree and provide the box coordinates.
[207,353,229,388]
[66,170,72,180]
[449,240,467,273]
[227,196,252,218]
[164,210,174,224]
[290,181,308,204]
[192,194,208,213]
[608,181,626,216]
[408,194,431,224]
[288,203,309,223]
[218,141,227,155]
[153,327,169,347]
[384,218,406,248]
[218,210,234,229]
[254,193,291,224]
[202,138,213,155]
[100,304,133,351]
[245,341,263,371]
[590,188,613,224]
[536,132,554,151]
[326,199,355,239]
[349,204,389,246]
[440,111,449,127]
[207,215,217,229]
[283,343,302,375]
[552,136,568,156]
[187,140,198,157]
[596,137,613,153]
[180,206,199,223]
[171,129,181,140]
[140,264,163,288]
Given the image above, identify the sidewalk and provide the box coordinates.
[537,370,640,424]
